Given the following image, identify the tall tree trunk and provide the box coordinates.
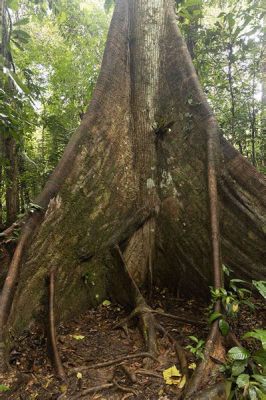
[1,0,265,356]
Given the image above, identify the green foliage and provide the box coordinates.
[0,0,110,225]
[104,0,115,12]
[221,330,266,399]
[243,330,266,351]
[208,276,255,336]
[253,281,266,300]
[0,385,10,392]
[185,336,205,360]
[178,0,265,171]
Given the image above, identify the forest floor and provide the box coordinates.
[1,290,265,400]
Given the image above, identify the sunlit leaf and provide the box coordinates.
[102,300,111,306]
[71,334,85,340]
[163,365,182,385]
[253,281,266,300]
[236,373,249,388]
[228,347,250,361]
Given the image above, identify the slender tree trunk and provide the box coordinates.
[5,137,19,225]
[1,0,265,353]
[0,0,5,228]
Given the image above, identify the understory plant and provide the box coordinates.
[221,329,266,399]
[185,336,205,360]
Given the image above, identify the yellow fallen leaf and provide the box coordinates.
[188,362,196,370]
[71,334,85,340]
[163,365,182,385]
[178,375,186,389]
[60,384,68,393]
[232,303,239,313]
[76,372,82,379]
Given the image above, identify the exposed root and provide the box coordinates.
[183,321,225,399]
[48,269,66,381]
[117,365,137,383]
[151,309,205,326]
[70,383,114,399]
[114,244,188,374]
[113,380,138,396]
[71,364,138,399]
[72,352,157,372]
[0,213,43,372]
[155,322,188,377]
[135,369,163,379]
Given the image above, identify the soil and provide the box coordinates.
[0,289,265,400]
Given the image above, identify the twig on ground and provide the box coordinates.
[73,352,157,372]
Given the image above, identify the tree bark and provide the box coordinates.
[1,0,265,349]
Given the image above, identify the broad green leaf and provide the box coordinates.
[254,387,266,400]
[253,349,266,371]
[253,281,266,300]
[236,373,250,388]
[249,386,258,400]
[232,360,248,376]
[208,311,222,324]
[188,336,199,343]
[228,346,250,361]
[219,319,230,336]
[243,330,266,350]
[252,375,266,388]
